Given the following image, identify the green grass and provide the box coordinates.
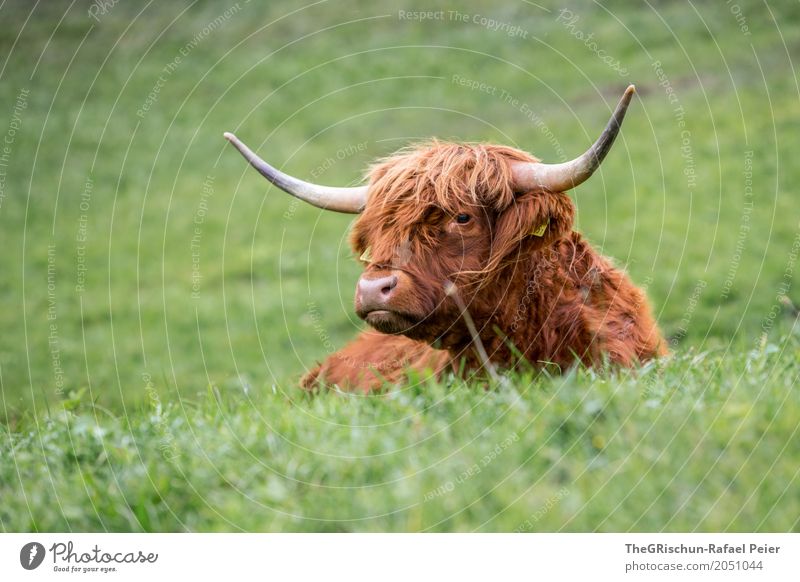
[1,0,799,531]
[3,336,799,531]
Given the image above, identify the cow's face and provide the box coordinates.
[349,143,575,346]
[350,200,492,343]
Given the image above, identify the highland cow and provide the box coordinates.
[225,85,666,391]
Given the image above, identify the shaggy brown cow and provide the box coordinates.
[225,85,666,391]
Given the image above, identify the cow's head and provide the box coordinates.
[225,86,635,347]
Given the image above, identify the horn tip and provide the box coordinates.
[625,84,636,96]
[223,131,236,141]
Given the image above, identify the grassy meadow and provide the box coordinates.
[1,0,799,531]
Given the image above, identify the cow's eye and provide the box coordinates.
[455,213,471,224]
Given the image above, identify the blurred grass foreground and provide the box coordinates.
[0,0,799,531]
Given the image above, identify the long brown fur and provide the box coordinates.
[301,141,666,392]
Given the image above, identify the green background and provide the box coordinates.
[1,0,799,531]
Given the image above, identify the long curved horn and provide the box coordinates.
[223,132,368,214]
[510,85,636,193]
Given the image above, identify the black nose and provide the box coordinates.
[357,274,398,311]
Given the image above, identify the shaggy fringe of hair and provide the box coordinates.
[357,140,545,284]
[365,140,538,216]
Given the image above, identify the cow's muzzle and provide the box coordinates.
[357,273,398,311]
[355,272,417,334]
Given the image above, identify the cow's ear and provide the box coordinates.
[487,191,574,269]
[524,190,574,245]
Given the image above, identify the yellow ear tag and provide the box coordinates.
[531,221,548,237]
[359,247,372,263]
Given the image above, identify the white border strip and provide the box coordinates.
[1,533,798,580]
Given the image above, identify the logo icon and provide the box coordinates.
[20,542,46,570]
